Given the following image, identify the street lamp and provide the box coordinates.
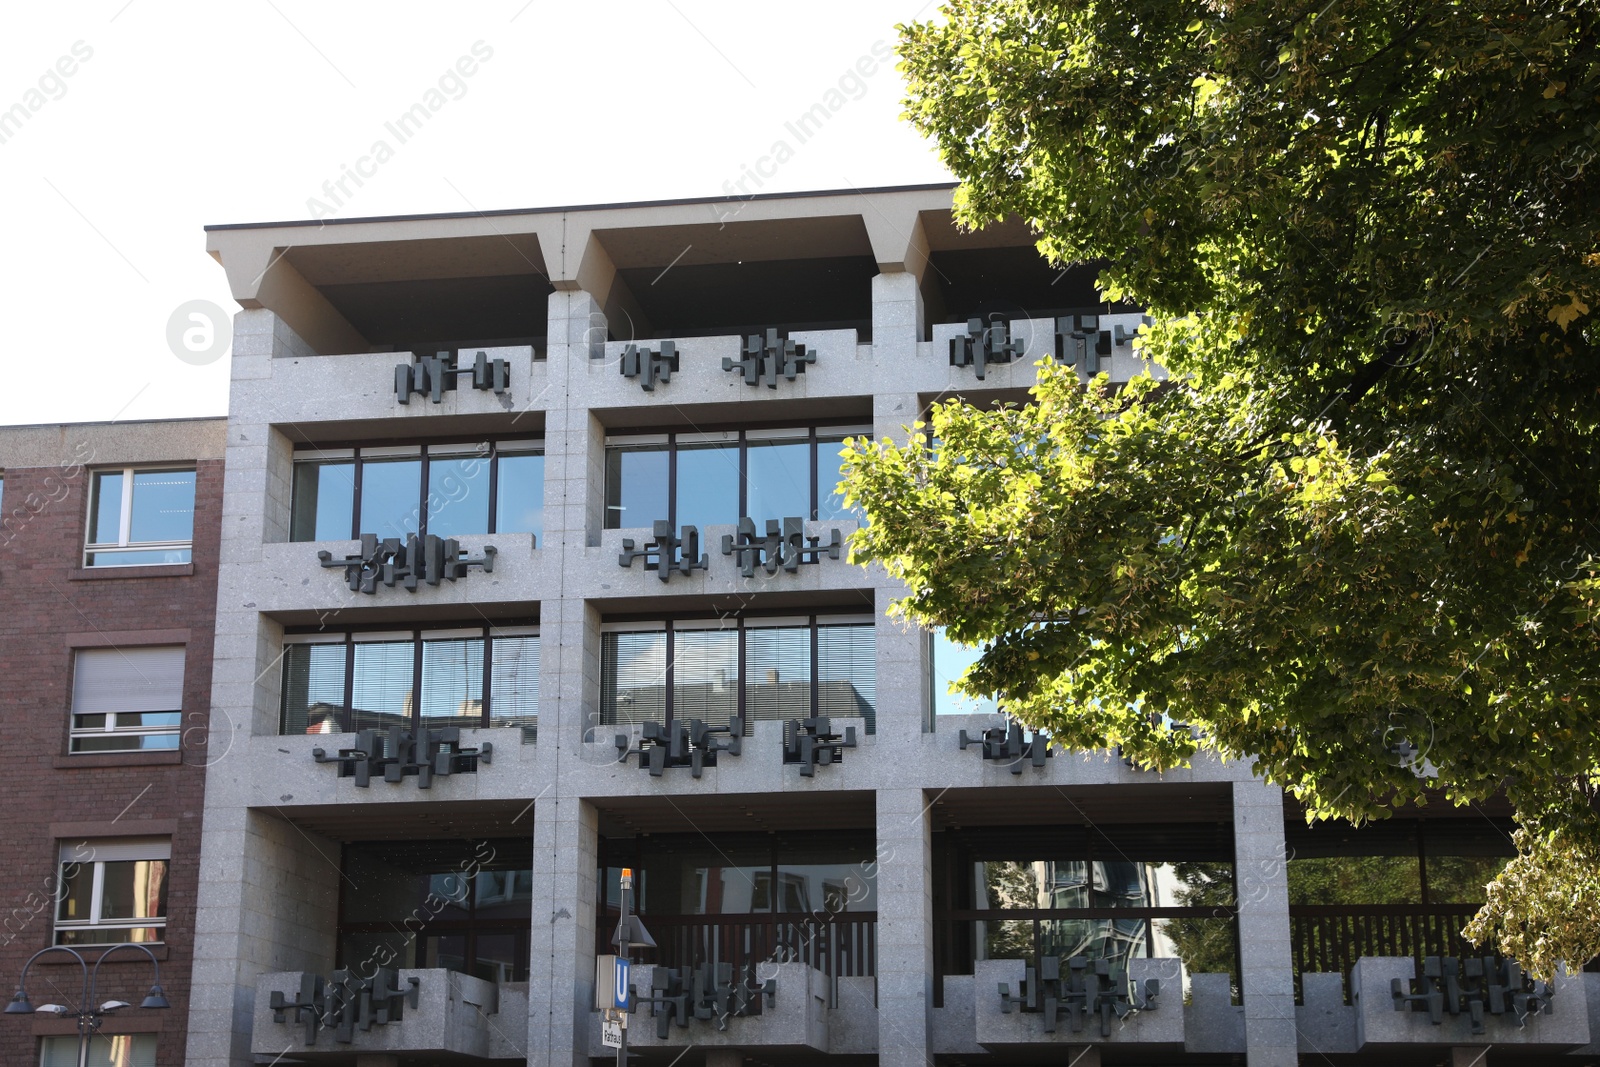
[6,944,168,1067]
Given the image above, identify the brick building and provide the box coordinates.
[0,418,225,1067]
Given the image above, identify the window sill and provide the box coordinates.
[69,563,194,580]
[35,943,169,964]
[52,750,183,770]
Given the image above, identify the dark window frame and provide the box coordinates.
[279,623,539,736]
[289,436,544,542]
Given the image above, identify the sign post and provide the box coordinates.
[609,867,653,1067]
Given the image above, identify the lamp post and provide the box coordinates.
[611,867,654,1067]
[5,944,169,1067]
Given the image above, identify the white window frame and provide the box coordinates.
[69,646,185,753]
[84,466,196,567]
[53,838,170,946]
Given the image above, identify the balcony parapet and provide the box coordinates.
[588,961,832,1055]
[974,957,1183,1049]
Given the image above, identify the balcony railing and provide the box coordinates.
[1289,903,1480,1001]
[600,911,876,991]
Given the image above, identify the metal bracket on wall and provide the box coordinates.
[619,520,708,582]
[269,968,421,1045]
[949,317,1023,380]
[998,955,1158,1037]
[395,350,511,404]
[720,516,842,577]
[1053,312,1150,375]
[313,726,492,788]
[783,716,856,776]
[318,533,497,594]
[615,716,743,778]
[959,722,1052,775]
[639,963,775,1038]
[723,327,814,387]
[620,341,680,391]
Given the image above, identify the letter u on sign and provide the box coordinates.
[613,958,631,1011]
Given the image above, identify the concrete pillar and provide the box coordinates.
[1233,780,1297,1066]
[526,796,600,1067]
[876,786,934,1067]
[872,270,924,349]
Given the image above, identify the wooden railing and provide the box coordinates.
[599,911,876,984]
[1289,903,1479,1000]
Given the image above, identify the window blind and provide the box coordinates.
[73,647,184,714]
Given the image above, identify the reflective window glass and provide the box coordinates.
[427,455,491,538]
[746,438,810,522]
[351,640,414,733]
[495,452,544,540]
[421,637,485,729]
[128,470,195,544]
[290,461,355,540]
[746,626,811,723]
[671,628,738,723]
[605,445,669,529]
[281,642,348,734]
[675,444,739,531]
[601,631,667,725]
[359,458,422,540]
[931,628,1001,717]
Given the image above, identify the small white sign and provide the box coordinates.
[602,1011,624,1049]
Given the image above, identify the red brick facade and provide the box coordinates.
[0,447,222,1067]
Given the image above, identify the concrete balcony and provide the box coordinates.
[252,969,527,1062]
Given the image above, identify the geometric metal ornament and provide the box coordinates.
[959,722,1051,775]
[783,716,856,777]
[619,520,709,583]
[395,350,511,404]
[312,726,493,788]
[998,955,1159,1037]
[949,317,1023,380]
[640,963,776,1038]
[318,533,497,594]
[1391,955,1554,1033]
[616,716,743,778]
[724,328,814,388]
[720,516,842,577]
[620,341,679,391]
[269,968,421,1045]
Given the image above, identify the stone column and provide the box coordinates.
[875,786,934,1067]
[1233,780,1297,1066]
[526,795,600,1067]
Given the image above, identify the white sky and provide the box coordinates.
[0,1,951,427]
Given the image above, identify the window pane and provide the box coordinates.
[128,469,195,544]
[281,643,349,734]
[931,628,1000,717]
[427,456,492,538]
[640,843,770,915]
[495,452,544,541]
[676,444,739,531]
[351,640,414,733]
[421,637,484,728]
[56,926,165,946]
[746,626,811,723]
[490,635,540,735]
[99,859,168,921]
[89,471,124,544]
[605,446,668,530]
[359,458,421,539]
[601,631,666,725]
[671,629,738,725]
[816,435,860,522]
[290,461,355,541]
[746,438,810,522]
[72,733,179,753]
[43,1034,157,1067]
[56,862,91,923]
[818,624,875,731]
[1288,855,1421,906]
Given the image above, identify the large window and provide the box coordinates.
[290,440,543,544]
[601,614,875,733]
[85,467,195,566]
[603,425,867,530]
[70,647,184,753]
[935,824,1237,996]
[929,627,1002,719]
[41,1035,156,1067]
[280,626,539,739]
[339,838,532,983]
[54,838,169,945]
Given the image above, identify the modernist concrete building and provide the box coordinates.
[178,183,1594,1067]
[0,416,226,1067]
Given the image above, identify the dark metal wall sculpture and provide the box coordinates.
[783,716,856,776]
[1053,313,1151,374]
[638,963,776,1038]
[269,968,421,1045]
[720,516,842,577]
[619,520,708,582]
[620,341,679,392]
[724,328,814,388]
[998,956,1159,1037]
[1391,956,1554,1032]
[959,722,1052,775]
[949,318,1023,380]
[313,726,492,788]
[616,716,743,777]
[395,351,511,404]
[318,533,497,594]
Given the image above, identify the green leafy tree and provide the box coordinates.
[844,0,1600,976]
